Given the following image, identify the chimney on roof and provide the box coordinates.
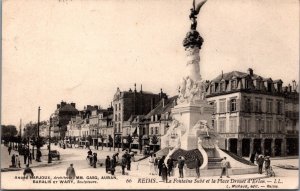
[288,84,292,92]
[94,105,98,110]
[248,68,253,76]
[292,80,298,92]
[140,84,143,92]
[71,102,76,108]
[57,104,60,109]
[221,71,223,79]
[61,101,66,107]
[134,83,137,92]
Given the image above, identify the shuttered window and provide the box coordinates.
[219,99,226,113]
[219,119,226,133]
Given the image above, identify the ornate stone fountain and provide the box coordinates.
[160,0,257,177]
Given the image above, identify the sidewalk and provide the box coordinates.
[1,144,61,172]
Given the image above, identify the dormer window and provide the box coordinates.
[220,82,225,92]
[267,83,272,92]
[231,80,237,90]
[245,79,249,89]
[210,84,215,93]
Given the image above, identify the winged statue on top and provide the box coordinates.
[189,0,207,30]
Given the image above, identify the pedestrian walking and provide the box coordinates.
[87,149,92,156]
[149,154,155,175]
[28,152,32,164]
[167,158,174,177]
[11,154,16,167]
[250,151,256,164]
[15,155,21,168]
[161,163,168,183]
[24,152,28,165]
[93,153,97,168]
[178,156,185,178]
[195,157,201,178]
[158,156,166,176]
[8,146,12,155]
[23,164,34,178]
[36,149,42,162]
[105,156,111,173]
[121,155,127,175]
[257,155,264,174]
[153,154,158,175]
[255,152,259,164]
[110,157,116,176]
[112,153,119,165]
[220,157,230,178]
[264,156,271,175]
[126,152,132,171]
[66,164,76,179]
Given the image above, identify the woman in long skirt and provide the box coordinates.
[149,154,155,175]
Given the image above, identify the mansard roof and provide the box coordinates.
[145,96,178,119]
[211,71,258,82]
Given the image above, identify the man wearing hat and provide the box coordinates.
[256,155,265,174]
[264,156,271,174]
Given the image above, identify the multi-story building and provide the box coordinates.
[66,116,84,141]
[88,106,113,147]
[144,96,178,150]
[54,101,79,139]
[112,84,167,138]
[284,82,299,155]
[206,68,299,157]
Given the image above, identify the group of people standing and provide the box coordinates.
[9,145,33,168]
[250,152,272,175]
[105,150,133,176]
[87,149,98,168]
[148,154,202,182]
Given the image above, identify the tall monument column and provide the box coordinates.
[171,0,214,150]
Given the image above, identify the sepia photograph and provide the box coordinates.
[1,0,299,189]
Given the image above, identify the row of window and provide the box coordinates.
[212,98,284,114]
[114,103,122,111]
[217,118,283,133]
[244,98,283,114]
[210,79,282,93]
[215,99,238,113]
[114,113,121,121]
[150,127,159,135]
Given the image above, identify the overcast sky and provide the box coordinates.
[2,0,299,127]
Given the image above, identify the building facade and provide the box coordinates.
[54,101,79,139]
[206,68,299,157]
[112,84,167,137]
[144,96,178,150]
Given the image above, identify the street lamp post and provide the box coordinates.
[36,106,41,162]
[96,128,99,150]
[48,120,52,163]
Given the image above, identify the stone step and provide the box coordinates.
[208,157,223,162]
[207,160,222,169]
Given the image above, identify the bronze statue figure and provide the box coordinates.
[189,0,207,30]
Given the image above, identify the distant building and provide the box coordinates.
[66,116,84,141]
[54,101,79,139]
[112,84,167,139]
[88,106,113,147]
[206,68,299,157]
[144,96,178,150]
[39,121,49,138]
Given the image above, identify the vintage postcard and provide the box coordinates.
[1,0,299,190]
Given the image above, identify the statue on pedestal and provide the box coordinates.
[189,0,207,30]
